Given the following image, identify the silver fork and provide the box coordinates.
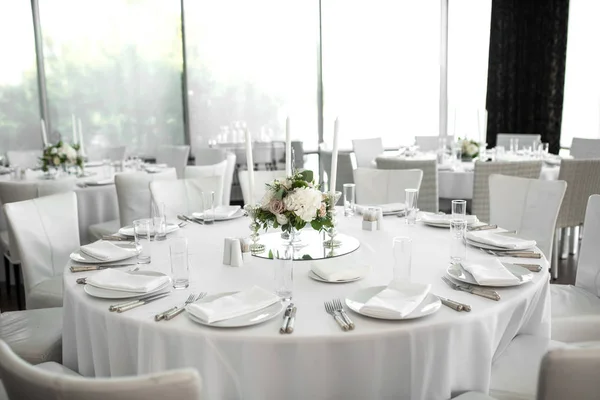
[333,298,354,330]
[164,292,207,320]
[155,293,196,321]
[325,301,349,331]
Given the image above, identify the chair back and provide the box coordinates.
[320,151,354,193]
[496,134,541,150]
[238,170,286,205]
[352,138,384,168]
[556,159,600,228]
[570,138,600,159]
[488,174,566,258]
[184,161,227,206]
[195,148,227,166]
[150,177,223,218]
[0,340,203,400]
[222,153,237,205]
[6,150,42,169]
[87,146,127,162]
[415,136,454,152]
[291,141,304,169]
[115,169,177,227]
[253,142,273,168]
[4,192,80,305]
[537,347,600,400]
[156,145,190,179]
[353,168,423,205]
[574,195,600,296]
[375,158,439,212]
[472,160,543,223]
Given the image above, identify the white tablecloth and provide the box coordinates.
[62,211,550,400]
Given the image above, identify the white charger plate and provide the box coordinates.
[420,213,480,228]
[345,286,441,320]
[84,179,114,186]
[465,237,536,251]
[186,292,285,328]
[69,247,139,264]
[191,207,244,221]
[118,223,179,237]
[308,270,363,283]
[446,262,533,287]
[84,271,172,299]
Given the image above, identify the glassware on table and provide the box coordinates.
[323,191,342,248]
[404,188,418,225]
[275,244,294,300]
[392,236,412,281]
[152,201,167,241]
[452,145,462,168]
[450,219,467,262]
[133,218,152,264]
[510,138,519,153]
[11,166,21,181]
[244,204,266,254]
[495,146,506,161]
[102,159,112,178]
[343,183,356,217]
[169,237,189,289]
[451,199,467,220]
[202,191,215,225]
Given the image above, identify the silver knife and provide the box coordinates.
[286,306,297,333]
[513,263,542,272]
[109,292,169,311]
[442,276,501,301]
[116,293,170,313]
[70,263,136,273]
[280,304,293,334]
[468,224,498,231]
[437,296,464,312]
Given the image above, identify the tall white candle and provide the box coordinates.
[77,118,85,156]
[40,119,48,147]
[285,117,292,176]
[330,118,339,195]
[72,114,77,144]
[245,129,255,206]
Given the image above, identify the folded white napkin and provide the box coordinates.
[86,178,114,186]
[360,280,431,318]
[310,258,369,282]
[421,213,478,225]
[86,269,170,293]
[186,286,280,324]
[466,230,536,249]
[193,205,241,220]
[355,203,405,215]
[461,260,520,286]
[79,240,135,261]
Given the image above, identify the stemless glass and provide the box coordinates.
[152,201,167,241]
[405,189,418,225]
[392,237,412,281]
[133,218,152,264]
[275,244,294,301]
[202,191,215,225]
[450,219,467,262]
[343,183,356,217]
[169,237,189,289]
[451,199,467,220]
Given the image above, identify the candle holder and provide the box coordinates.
[323,191,342,248]
[244,204,266,254]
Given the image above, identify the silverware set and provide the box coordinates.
[155,292,206,321]
[482,249,542,259]
[101,235,131,242]
[436,295,471,312]
[467,224,498,231]
[76,267,140,284]
[177,215,202,225]
[109,292,171,313]
[280,303,297,334]
[324,299,354,331]
[70,263,137,273]
[441,276,501,301]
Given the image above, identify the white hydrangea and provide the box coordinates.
[276,213,288,225]
[283,187,322,222]
[58,143,78,162]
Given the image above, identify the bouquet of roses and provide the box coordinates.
[40,141,84,172]
[459,138,480,159]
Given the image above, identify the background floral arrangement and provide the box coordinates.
[255,170,335,234]
[40,141,84,172]
[458,138,480,159]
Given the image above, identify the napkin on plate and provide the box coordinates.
[355,203,405,215]
[310,258,369,282]
[193,205,241,220]
[360,280,431,318]
[460,260,520,286]
[86,178,114,186]
[186,286,280,324]
[79,240,135,261]
[86,269,170,293]
[466,230,536,249]
[421,213,478,225]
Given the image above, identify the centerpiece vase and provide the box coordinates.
[244,204,266,254]
[323,191,342,248]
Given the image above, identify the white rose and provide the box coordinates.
[467,143,478,156]
[50,147,58,155]
[276,213,288,225]
[283,187,322,222]
[260,189,274,207]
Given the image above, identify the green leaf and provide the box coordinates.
[268,250,274,259]
[300,170,313,182]
[301,254,313,260]
[274,188,285,200]
[311,220,322,231]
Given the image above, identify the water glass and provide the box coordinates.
[450,219,467,262]
[343,183,356,217]
[405,189,418,225]
[392,237,412,281]
[202,191,215,225]
[11,166,21,181]
[102,159,112,178]
[133,219,152,264]
[169,237,189,289]
[510,138,519,153]
[152,201,167,241]
[451,200,467,220]
[452,145,462,168]
[275,244,294,300]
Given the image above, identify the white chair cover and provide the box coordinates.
[222,153,236,205]
[415,135,454,152]
[0,340,203,400]
[150,177,223,218]
[156,145,190,179]
[4,192,80,309]
[320,151,354,193]
[570,138,600,159]
[6,150,42,169]
[352,138,384,168]
[87,146,127,162]
[353,168,423,205]
[488,174,566,259]
[576,195,600,296]
[184,161,227,206]
[238,170,285,205]
[195,148,227,166]
[556,160,600,229]
[496,133,542,150]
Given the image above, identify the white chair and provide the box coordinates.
[352,138,384,168]
[570,138,600,159]
[253,142,274,170]
[149,177,223,219]
[320,151,354,193]
[375,158,439,212]
[222,152,237,205]
[551,195,600,343]
[238,170,285,205]
[195,148,226,166]
[4,192,80,309]
[353,168,423,205]
[496,134,542,150]
[87,146,127,162]
[184,161,227,206]
[291,141,304,169]
[6,150,41,169]
[415,135,454,152]
[0,340,203,400]
[156,145,190,179]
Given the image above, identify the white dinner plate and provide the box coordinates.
[465,237,536,252]
[186,292,285,328]
[69,246,139,264]
[446,262,533,287]
[84,271,172,299]
[85,161,104,168]
[118,223,179,237]
[191,207,245,221]
[308,270,363,283]
[420,213,480,228]
[84,179,115,186]
[345,286,441,320]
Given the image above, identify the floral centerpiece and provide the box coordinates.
[458,138,480,160]
[40,141,84,173]
[255,170,335,235]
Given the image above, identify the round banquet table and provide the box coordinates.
[62,210,550,400]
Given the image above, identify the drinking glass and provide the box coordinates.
[510,138,519,153]
[452,145,462,168]
[102,159,112,178]
[152,201,167,241]
[450,219,467,262]
[392,237,412,281]
[275,244,294,300]
[169,237,189,289]
[495,146,506,161]
[343,183,356,217]
[202,191,215,225]
[405,189,418,225]
[451,200,467,220]
[133,218,152,264]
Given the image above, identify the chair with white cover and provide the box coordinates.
[570,138,600,159]
[415,135,454,152]
[496,133,542,150]
[195,148,227,166]
[238,170,286,205]
[551,195,600,343]
[352,138,384,168]
[353,168,423,205]
[156,145,190,179]
[6,150,41,169]
[472,160,543,223]
[87,146,127,163]
[0,340,203,400]
[184,161,227,206]
[253,142,274,170]
[320,151,354,193]
[375,158,439,212]
[4,192,79,309]
[149,177,223,219]
[291,141,304,169]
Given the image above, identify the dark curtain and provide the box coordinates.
[485,0,570,154]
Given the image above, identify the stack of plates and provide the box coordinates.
[421,213,479,228]
[345,286,441,320]
[465,230,536,251]
[84,271,172,299]
[446,262,533,287]
[192,206,245,221]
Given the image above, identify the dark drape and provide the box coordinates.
[485,0,570,154]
